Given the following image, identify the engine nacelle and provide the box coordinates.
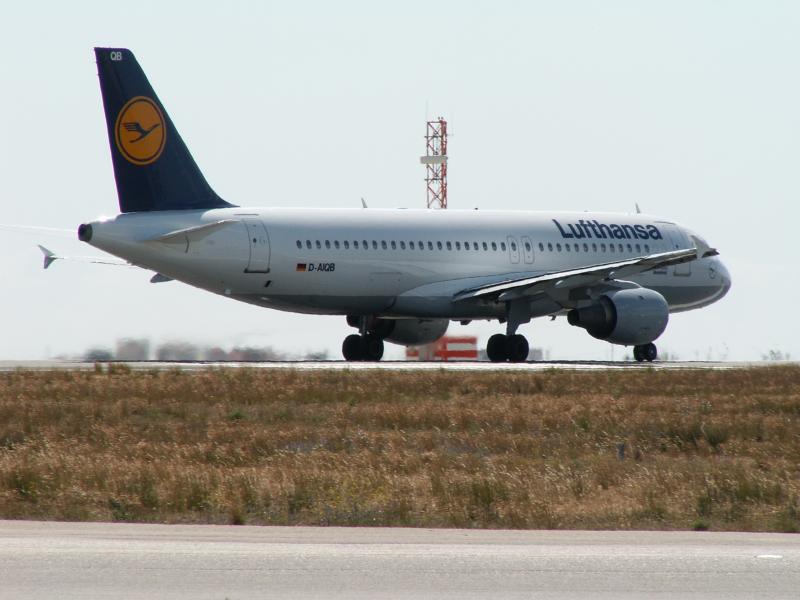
[567,288,668,346]
[376,318,449,346]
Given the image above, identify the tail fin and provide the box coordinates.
[95,48,234,213]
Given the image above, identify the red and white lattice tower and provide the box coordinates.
[420,118,448,209]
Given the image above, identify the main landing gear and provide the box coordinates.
[633,343,658,363]
[486,333,529,363]
[342,334,385,362]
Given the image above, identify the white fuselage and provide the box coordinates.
[82,207,731,321]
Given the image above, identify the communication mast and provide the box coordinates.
[420,118,448,209]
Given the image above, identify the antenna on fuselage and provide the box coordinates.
[361,197,368,208]
[635,203,642,214]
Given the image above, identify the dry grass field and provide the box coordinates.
[0,365,798,531]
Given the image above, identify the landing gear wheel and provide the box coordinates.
[487,334,508,363]
[342,334,363,361]
[361,335,385,362]
[633,343,657,363]
[506,334,529,363]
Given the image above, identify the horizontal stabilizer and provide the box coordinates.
[37,244,131,269]
[38,245,58,269]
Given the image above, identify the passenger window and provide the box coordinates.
[645,244,650,253]
[344,241,349,249]
[539,242,544,252]
[354,240,359,249]
[547,243,553,251]
[610,244,615,253]
[583,243,588,252]
[501,242,507,251]
[510,242,516,251]
[618,244,623,253]
[437,241,443,250]
[626,244,632,253]
[556,243,562,252]
[419,241,424,249]
[465,241,470,250]
[316,240,321,249]
[455,241,461,250]
[565,244,570,252]
[334,240,340,249]
[391,241,396,249]
[306,240,312,249]
[483,242,488,251]
[446,241,452,250]
[409,241,414,250]
[296,240,302,249]
[592,243,597,252]
[428,241,434,250]
[372,240,378,249]
[524,242,531,252]
[491,242,497,251]
[381,241,387,250]
[636,244,641,253]
[473,242,479,250]
[324,240,330,249]
[601,243,606,252]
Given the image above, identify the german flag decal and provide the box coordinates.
[296,263,307,272]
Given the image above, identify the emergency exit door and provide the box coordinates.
[243,218,271,273]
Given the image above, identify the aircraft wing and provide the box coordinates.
[453,243,718,303]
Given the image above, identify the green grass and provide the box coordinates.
[0,365,798,531]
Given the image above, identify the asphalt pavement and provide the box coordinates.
[1,521,798,599]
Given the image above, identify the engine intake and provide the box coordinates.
[567,288,668,346]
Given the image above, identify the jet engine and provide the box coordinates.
[347,317,449,346]
[567,288,668,346]
[381,318,449,345]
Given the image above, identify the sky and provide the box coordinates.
[1,1,798,361]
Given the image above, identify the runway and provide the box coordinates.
[1,521,798,599]
[0,359,781,372]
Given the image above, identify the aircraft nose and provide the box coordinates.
[712,258,731,298]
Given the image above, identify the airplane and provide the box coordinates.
[74,48,731,363]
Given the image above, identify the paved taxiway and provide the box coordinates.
[1,521,798,599]
[0,359,782,372]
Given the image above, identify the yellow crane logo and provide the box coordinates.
[114,96,166,165]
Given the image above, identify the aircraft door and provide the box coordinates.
[663,224,691,276]
[243,218,271,273]
[521,236,534,264]
[507,236,520,264]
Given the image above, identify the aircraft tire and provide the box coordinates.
[487,334,508,362]
[633,345,643,362]
[342,334,363,361]
[507,334,529,363]
[361,335,385,362]
[643,343,657,362]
